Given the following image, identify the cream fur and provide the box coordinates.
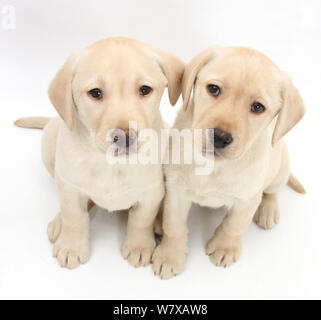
[16,37,185,270]
[152,46,305,279]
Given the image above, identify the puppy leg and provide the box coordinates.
[154,205,163,237]
[206,193,262,268]
[47,200,94,243]
[121,187,164,268]
[52,176,90,269]
[254,193,280,229]
[152,188,192,279]
[254,145,289,229]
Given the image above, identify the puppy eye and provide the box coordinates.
[251,102,266,114]
[88,88,103,100]
[139,85,153,96]
[207,84,221,97]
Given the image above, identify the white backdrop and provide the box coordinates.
[0,0,321,300]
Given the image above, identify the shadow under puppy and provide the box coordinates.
[152,46,305,279]
[15,37,184,269]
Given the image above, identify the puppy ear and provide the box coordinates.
[151,47,185,106]
[272,72,305,146]
[48,52,79,130]
[182,46,219,111]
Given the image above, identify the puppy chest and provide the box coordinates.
[91,187,140,211]
[182,172,233,208]
[61,160,163,211]
[188,189,230,208]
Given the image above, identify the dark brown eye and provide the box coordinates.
[207,84,221,97]
[88,88,102,100]
[139,85,152,96]
[251,102,265,114]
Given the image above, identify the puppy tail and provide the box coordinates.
[287,173,306,194]
[14,117,52,130]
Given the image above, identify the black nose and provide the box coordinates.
[208,127,233,149]
[111,128,137,148]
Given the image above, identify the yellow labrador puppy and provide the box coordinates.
[15,37,184,269]
[152,46,305,279]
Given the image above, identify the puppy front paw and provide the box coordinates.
[53,231,90,269]
[254,193,280,229]
[152,241,187,280]
[121,236,156,268]
[206,231,242,268]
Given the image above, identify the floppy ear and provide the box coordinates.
[182,46,219,111]
[151,47,185,106]
[48,52,79,130]
[272,72,306,146]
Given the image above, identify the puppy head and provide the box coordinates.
[48,37,184,153]
[183,46,305,160]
